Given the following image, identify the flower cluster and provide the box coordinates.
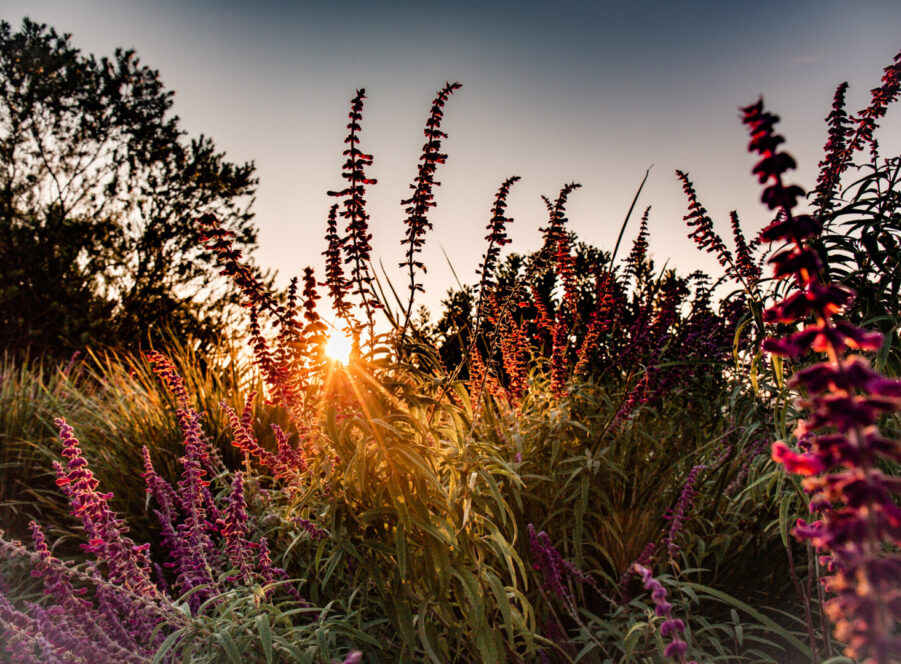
[616,541,655,602]
[0,527,183,663]
[678,170,734,274]
[399,81,462,332]
[842,48,901,169]
[623,206,651,281]
[746,97,901,663]
[729,210,762,286]
[53,418,158,599]
[813,82,851,214]
[327,88,381,333]
[474,175,521,330]
[678,170,764,295]
[200,215,318,417]
[540,183,582,315]
[633,564,698,663]
[663,464,706,560]
[527,523,598,618]
[219,472,255,584]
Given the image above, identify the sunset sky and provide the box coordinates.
[3,0,900,321]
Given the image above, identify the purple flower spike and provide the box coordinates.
[527,524,599,617]
[747,98,901,664]
[53,419,158,600]
[633,564,695,663]
[664,464,706,559]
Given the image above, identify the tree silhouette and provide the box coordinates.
[0,19,259,356]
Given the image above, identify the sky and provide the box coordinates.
[2,0,900,324]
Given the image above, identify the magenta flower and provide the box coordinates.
[633,564,698,664]
[748,97,901,663]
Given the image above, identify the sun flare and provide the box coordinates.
[324,330,353,365]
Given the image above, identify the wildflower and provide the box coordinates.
[663,464,707,560]
[748,96,901,663]
[53,419,157,599]
[527,524,598,617]
[633,564,698,664]
[323,203,356,329]
[219,472,255,584]
[617,541,655,602]
[399,82,462,335]
[328,88,381,333]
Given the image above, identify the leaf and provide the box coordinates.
[681,582,811,657]
[214,631,243,664]
[151,630,184,664]
[256,613,273,664]
[731,608,743,647]
[417,603,444,664]
[779,495,791,549]
[485,570,514,640]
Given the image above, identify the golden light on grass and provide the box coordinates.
[324,329,353,365]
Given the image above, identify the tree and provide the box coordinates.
[0,18,258,356]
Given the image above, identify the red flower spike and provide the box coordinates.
[748,96,901,664]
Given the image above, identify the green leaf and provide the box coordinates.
[731,608,743,647]
[152,630,184,664]
[214,631,243,664]
[779,495,791,549]
[256,613,273,664]
[681,582,810,657]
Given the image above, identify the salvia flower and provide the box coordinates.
[749,97,901,663]
[633,564,698,664]
[53,418,158,599]
[219,472,255,584]
[399,82,462,335]
[540,183,582,316]
[677,171,734,273]
[617,541,656,602]
[813,81,851,214]
[323,203,356,329]
[663,465,707,560]
[328,88,381,334]
[624,206,651,281]
[527,524,598,618]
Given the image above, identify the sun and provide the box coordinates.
[324,329,353,365]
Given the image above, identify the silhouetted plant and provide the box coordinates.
[328,89,381,338]
[399,82,462,339]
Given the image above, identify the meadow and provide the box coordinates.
[0,46,899,664]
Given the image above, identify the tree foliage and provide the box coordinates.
[0,18,259,356]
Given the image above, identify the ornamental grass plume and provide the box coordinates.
[746,97,901,663]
